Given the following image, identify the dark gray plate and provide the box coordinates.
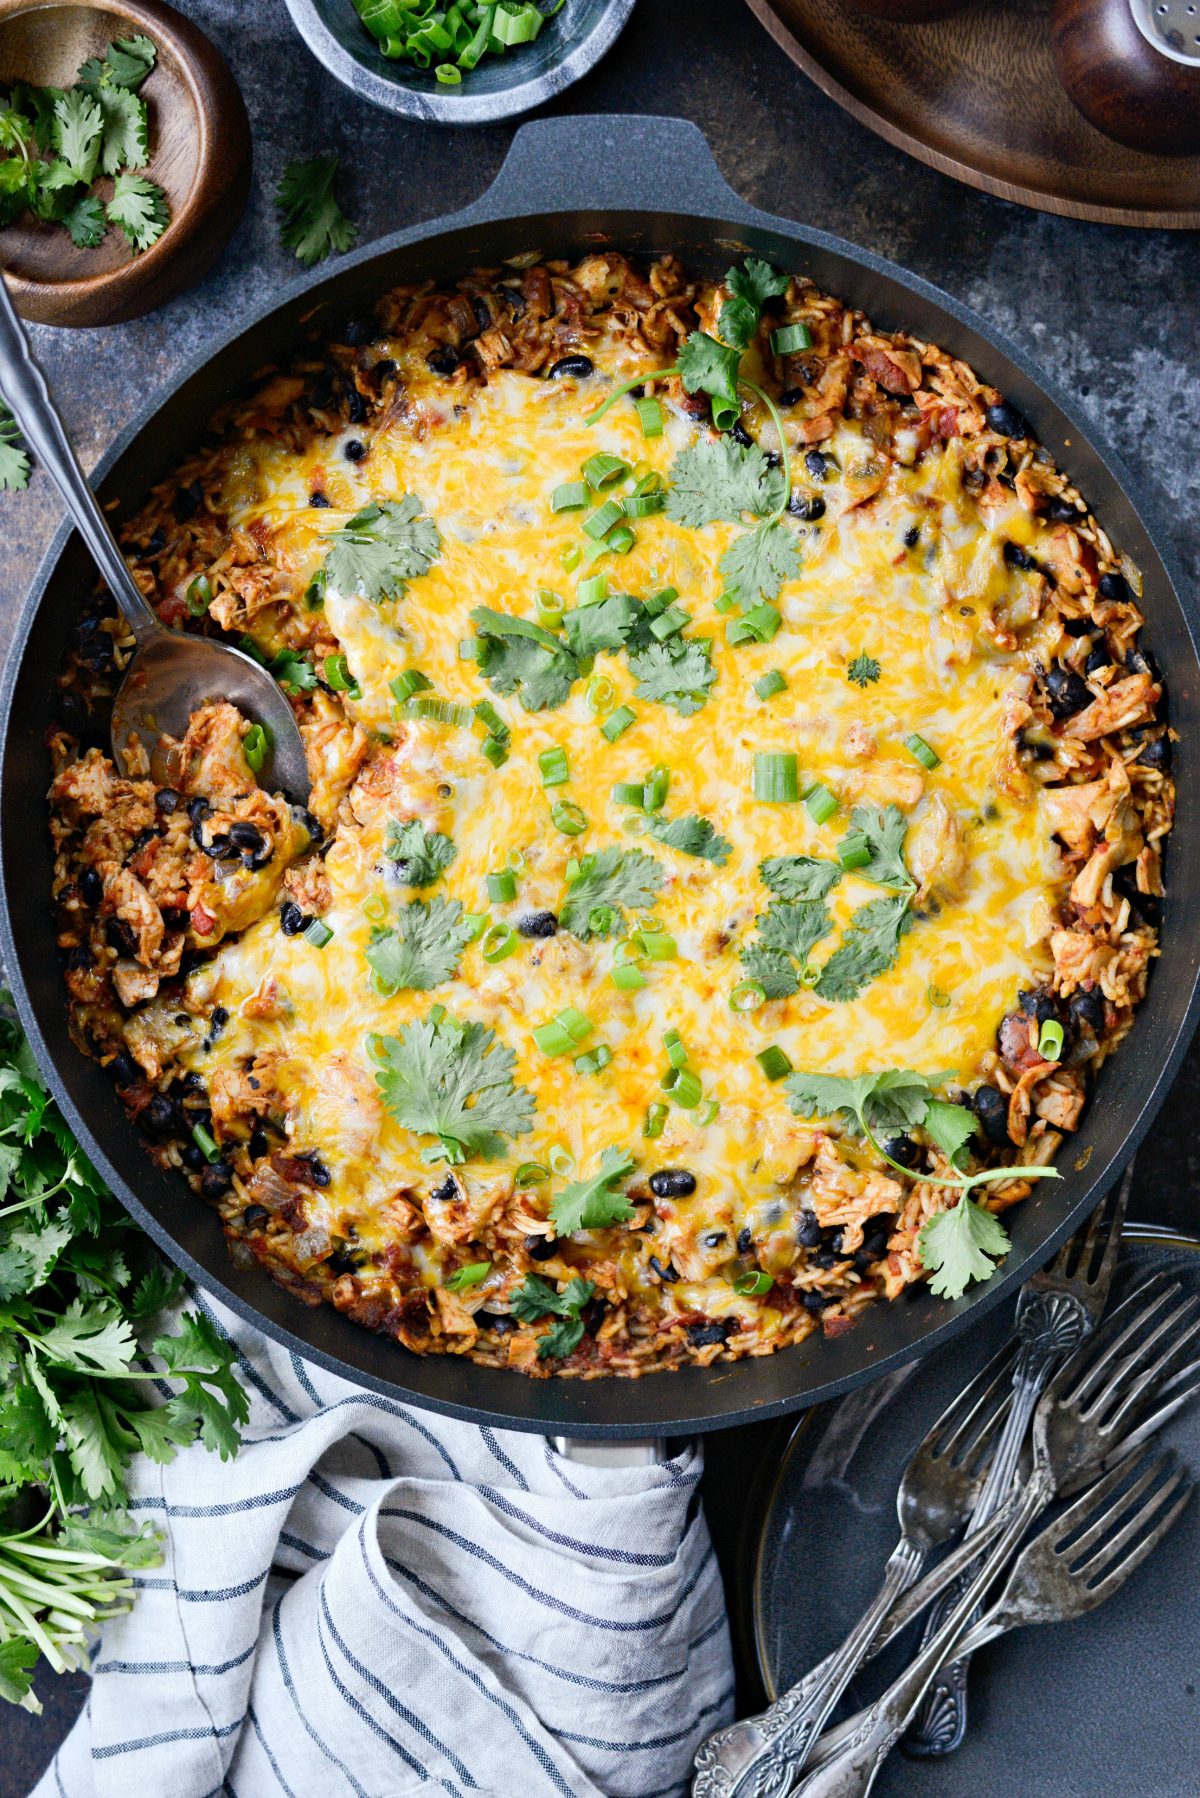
[754,1233,1200,1798]
[282,0,635,123]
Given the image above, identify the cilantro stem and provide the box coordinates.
[740,379,791,524]
[584,368,679,427]
[859,1113,1059,1193]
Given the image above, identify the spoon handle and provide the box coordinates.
[0,274,160,642]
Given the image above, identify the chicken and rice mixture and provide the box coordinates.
[47,250,1173,1377]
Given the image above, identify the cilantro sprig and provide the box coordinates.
[275,154,358,267]
[550,1148,636,1235]
[0,1000,247,1711]
[384,819,456,887]
[365,898,473,994]
[371,1006,535,1164]
[510,1272,596,1360]
[323,499,441,603]
[0,404,30,495]
[559,847,664,941]
[783,1067,1060,1297]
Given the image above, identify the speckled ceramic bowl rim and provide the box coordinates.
[750,1224,1200,1700]
[281,0,636,124]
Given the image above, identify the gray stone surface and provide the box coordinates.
[1,0,1198,1788]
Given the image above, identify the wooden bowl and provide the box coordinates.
[840,0,976,19]
[0,0,251,327]
[1050,0,1200,156]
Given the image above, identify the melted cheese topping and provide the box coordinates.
[183,360,1063,1297]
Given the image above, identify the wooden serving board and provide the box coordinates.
[744,0,1200,228]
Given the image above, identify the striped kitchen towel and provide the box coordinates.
[33,1290,733,1798]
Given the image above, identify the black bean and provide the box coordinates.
[1045,666,1091,719]
[372,359,397,387]
[904,525,920,548]
[686,1321,729,1347]
[65,946,92,971]
[296,808,325,849]
[145,527,166,557]
[973,1083,1011,1145]
[963,466,987,493]
[1062,616,1093,637]
[1043,496,1080,522]
[344,439,366,463]
[547,355,593,380]
[1114,864,1161,926]
[648,1255,680,1283]
[176,480,202,520]
[310,492,331,509]
[54,690,88,735]
[812,1249,838,1270]
[1085,644,1112,676]
[1018,987,1060,1028]
[472,294,495,332]
[181,1142,207,1172]
[826,1229,845,1255]
[161,905,189,932]
[516,911,558,939]
[801,1289,830,1312]
[1068,987,1106,1035]
[140,1094,178,1139]
[883,1134,922,1170]
[701,1230,727,1250]
[1126,645,1161,683]
[1003,540,1036,572]
[206,834,232,859]
[854,1246,878,1270]
[730,420,753,449]
[796,1210,823,1249]
[298,1155,330,1188]
[426,346,459,376]
[105,916,137,957]
[325,1249,359,1276]
[789,493,825,521]
[779,387,803,406]
[649,1169,697,1198]
[480,1311,516,1334]
[249,1125,269,1160]
[110,1049,138,1088]
[525,1233,557,1261]
[279,901,307,937]
[986,399,1030,439]
[736,1226,754,1255]
[188,794,211,824]
[582,1297,607,1337]
[155,787,181,815]
[341,317,373,347]
[79,867,103,906]
[242,1204,269,1228]
[200,1162,232,1199]
[229,821,266,856]
[804,449,829,481]
[345,387,367,425]
[1098,571,1130,604]
[1138,735,1171,772]
[429,1177,458,1204]
[210,1006,229,1034]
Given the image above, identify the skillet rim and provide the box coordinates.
[3,113,1198,1437]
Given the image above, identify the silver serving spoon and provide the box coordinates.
[0,275,310,803]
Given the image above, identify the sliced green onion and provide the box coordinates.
[625,492,664,519]
[561,542,582,572]
[473,698,509,742]
[1038,1018,1064,1061]
[506,849,526,875]
[601,706,636,743]
[491,2,540,45]
[804,783,839,825]
[635,471,665,497]
[514,1161,548,1187]
[714,593,738,615]
[800,963,821,989]
[643,765,670,812]
[611,962,647,992]
[753,752,799,803]
[362,893,388,925]
[559,1006,593,1043]
[661,1065,703,1109]
[730,978,767,1013]
[539,746,570,787]
[551,800,588,837]
[574,1045,613,1077]
[534,1008,592,1055]
[551,481,588,513]
[756,1045,793,1082]
[486,869,517,903]
[243,724,269,773]
[458,637,482,662]
[435,62,462,83]
[649,603,689,641]
[582,451,628,491]
[838,836,872,871]
[577,573,608,607]
[304,569,327,609]
[444,1261,491,1292]
[583,498,626,540]
[390,668,432,705]
[324,652,360,697]
[904,732,941,770]
[754,670,787,701]
[480,922,517,963]
[481,735,508,769]
[405,695,474,728]
[535,587,565,628]
[587,905,615,936]
[548,1145,575,1177]
[612,781,646,808]
[587,674,617,714]
[186,574,213,616]
[191,1122,219,1163]
[462,912,488,943]
[635,395,664,437]
[735,1270,774,1296]
[734,603,782,644]
[304,918,333,949]
[663,1028,688,1069]
[603,525,636,556]
[697,1099,720,1126]
[637,929,677,961]
[643,1102,668,1139]
[770,322,813,355]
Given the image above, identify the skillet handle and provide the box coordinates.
[460,113,754,223]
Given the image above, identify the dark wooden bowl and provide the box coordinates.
[841,0,976,19]
[0,0,251,327]
[1051,0,1200,156]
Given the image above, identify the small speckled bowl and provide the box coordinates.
[281,0,635,124]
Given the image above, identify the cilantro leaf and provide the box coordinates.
[919,1198,1012,1301]
[0,402,31,493]
[52,90,102,182]
[471,605,580,712]
[0,1638,38,1706]
[663,436,785,529]
[268,648,317,692]
[62,190,106,248]
[784,1068,935,1136]
[740,899,833,996]
[560,846,664,941]
[561,592,639,657]
[153,1310,249,1459]
[0,157,30,229]
[105,172,168,252]
[760,855,842,902]
[719,519,802,607]
[739,946,799,1000]
[509,1271,595,1359]
[276,154,358,267]
[95,86,147,176]
[78,35,157,92]
[718,256,790,351]
[677,331,742,431]
[365,898,473,994]
[539,1317,586,1359]
[847,653,882,689]
[325,498,441,603]
[9,83,60,153]
[384,818,456,887]
[836,805,915,891]
[647,813,732,865]
[372,1010,535,1163]
[924,1099,978,1170]
[628,637,717,716]
[814,893,914,1002]
[550,1147,636,1235]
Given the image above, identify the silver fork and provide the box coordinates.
[691,1340,1016,1797]
[904,1167,1133,1756]
[799,1449,1192,1793]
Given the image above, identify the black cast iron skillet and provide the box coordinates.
[3,116,1197,1439]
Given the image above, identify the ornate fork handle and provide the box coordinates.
[903,1290,1086,1756]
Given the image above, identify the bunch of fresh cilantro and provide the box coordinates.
[0,1001,247,1712]
[0,36,169,260]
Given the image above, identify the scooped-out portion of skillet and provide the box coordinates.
[44,248,1173,1379]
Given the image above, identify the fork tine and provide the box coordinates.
[1085,1161,1135,1290]
[1048,1448,1163,1551]
[1097,1306,1200,1434]
[1073,1464,1189,1581]
[924,1339,1017,1465]
[1062,1281,1184,1406]
[1084,1485,1193,1604]
[1101,1333,1200,1440]
[1056,1361,1200,1499]
[958,1393,1013,1482]
[1053,1454,1174,1565]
